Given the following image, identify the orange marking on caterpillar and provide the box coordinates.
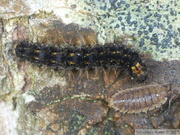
[69,53,75,57]
[131,63,144,76]
[34,57,39,60]
[52,52,57,55]
[51,60,57,63]
[35,49,40,53]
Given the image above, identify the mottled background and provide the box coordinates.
[0,0,179,135]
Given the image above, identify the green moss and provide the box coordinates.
[67,112,87,134]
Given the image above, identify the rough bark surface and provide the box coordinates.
[0,0,179,135]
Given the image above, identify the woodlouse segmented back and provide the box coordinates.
[109,84,171,113]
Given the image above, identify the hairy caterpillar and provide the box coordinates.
[15,41,148,82]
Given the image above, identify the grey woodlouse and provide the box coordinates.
[108,84,171,113]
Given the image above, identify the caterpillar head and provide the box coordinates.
[130,62,148,82]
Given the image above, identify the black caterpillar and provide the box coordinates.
[15,41,148,82]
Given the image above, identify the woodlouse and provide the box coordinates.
[108,84,171,113]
